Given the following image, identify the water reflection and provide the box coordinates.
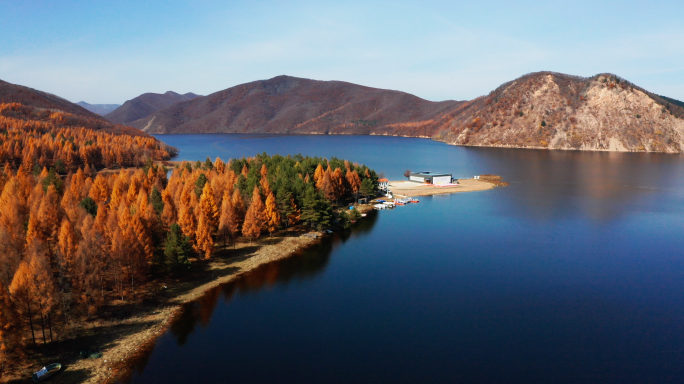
[161,211,379,352]
[462,147,684,223]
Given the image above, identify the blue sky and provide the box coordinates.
[2,0,683,103]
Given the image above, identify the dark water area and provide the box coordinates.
[130,134,684,383]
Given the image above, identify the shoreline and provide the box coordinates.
[23,228,326,384]
[106,230,324,384]
[14,177,499,383]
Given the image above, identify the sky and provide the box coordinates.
[1,0,683,104]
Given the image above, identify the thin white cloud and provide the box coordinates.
[2,1,684,103]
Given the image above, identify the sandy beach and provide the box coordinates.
[388,178,497,197]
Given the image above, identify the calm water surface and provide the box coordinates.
[130,134,684,383]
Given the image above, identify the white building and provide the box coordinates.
[409,171,453,185]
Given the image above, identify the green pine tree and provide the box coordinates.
[150,187,164,215]
[194,173,208,197]
[300,185,319,228]
[360,178,374,198]
[275,187,294,227]
[164,223,192,274]
[79,197,98,217]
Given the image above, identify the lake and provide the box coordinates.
[130,134,684,383]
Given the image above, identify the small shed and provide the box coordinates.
[409,171,453,185]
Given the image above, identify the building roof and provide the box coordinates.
[378,178,389,182]
[410,171,451,177]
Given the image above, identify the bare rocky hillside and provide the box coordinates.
[431,72,684,153]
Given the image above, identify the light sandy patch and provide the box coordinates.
[388,179,495,197]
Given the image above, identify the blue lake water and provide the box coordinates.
[130,134,684,383]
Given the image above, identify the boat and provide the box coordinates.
[33,363,61,382]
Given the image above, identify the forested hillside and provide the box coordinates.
[0,80,105,121]
[0,152,377,369]
[0,103,175,171]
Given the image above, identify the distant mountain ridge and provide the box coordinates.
[105,91,200,125]
[77,101,121,116]
[132,73,684,153]
[129,75,461,137]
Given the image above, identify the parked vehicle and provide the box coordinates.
[33,363,61,382]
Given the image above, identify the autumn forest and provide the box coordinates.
[0,101,378,370]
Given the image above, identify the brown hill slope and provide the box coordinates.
[0,79,175,142]
[431,72,684,152]
[0,79,106,120]
[106,91,200,124]
[130,75,461,137]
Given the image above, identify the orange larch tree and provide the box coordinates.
[321,169,335,202]
[332,168,346,201]
[0,280,20,365]
[219,189,239,248]
[241,202,261,245]
[27,245,57,343]
[231,188,245,226]
[288,197,301,226]
[89,174,110,205]
[161,189,177,227]
[0,178,27,285]
[264,192,280,237]
[214,157,225,174]
[249,186,266,232]
[74,216,106,317]
[195,210,214,259]
[9,262,36,346]
[199,182,219,231]
[314,163,325,188]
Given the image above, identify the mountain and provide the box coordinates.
[76,101,120,116]
[430,72,684,152]
[106,91,201,125]
[0,79,105,120]
[128,73,684,152]
[128,76,461,137]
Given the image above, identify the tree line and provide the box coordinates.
[0,152,378,368]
